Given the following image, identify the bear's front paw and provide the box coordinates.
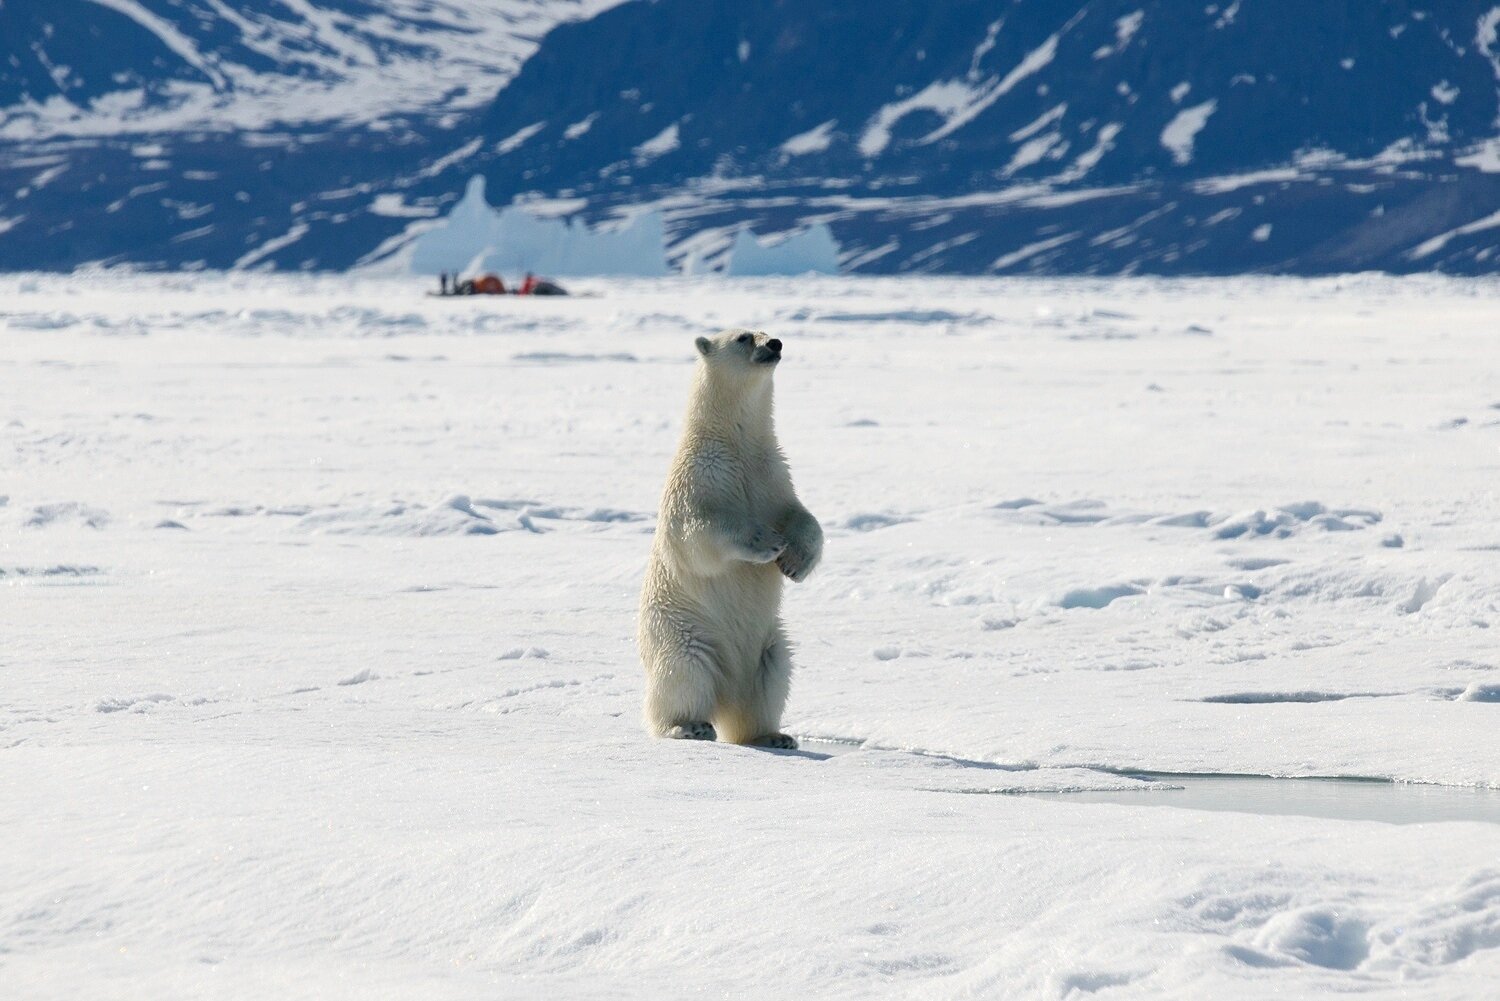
[744,528,786,564]
[750,733,798,750]
[664,721,717,741]
[776,545,817,582]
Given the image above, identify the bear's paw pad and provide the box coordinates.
[664,721,717,741]
[777,550,812,581]
[751,733,799,750]
[746,528,787,564]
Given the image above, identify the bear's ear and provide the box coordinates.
[694,336,713,357]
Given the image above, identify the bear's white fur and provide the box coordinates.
[638,328,823,747]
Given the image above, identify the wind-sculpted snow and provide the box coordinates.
[0,294,588,339]
[5,273,1500,999]
[291,494,651,536]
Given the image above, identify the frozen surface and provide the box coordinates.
[1032,775,1500,826]
[3,273,1500,998]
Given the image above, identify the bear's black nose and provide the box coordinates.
[767,338,782,353]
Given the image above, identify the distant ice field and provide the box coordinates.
[3,273,1499,998]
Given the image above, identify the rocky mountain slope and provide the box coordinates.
[3,1,1498,273]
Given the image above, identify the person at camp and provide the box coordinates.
[519,272,538,295]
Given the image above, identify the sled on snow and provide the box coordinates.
[430,272,571,297]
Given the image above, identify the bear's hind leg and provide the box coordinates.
[643,646,719,741]
[724,634,796,749]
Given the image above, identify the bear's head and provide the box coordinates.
[694,328,782,376]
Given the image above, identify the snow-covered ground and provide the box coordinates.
[3,273,1499,998]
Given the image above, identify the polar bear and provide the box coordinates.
[638,328,823,748]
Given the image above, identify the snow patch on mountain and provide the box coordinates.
[633,123,681,164]
[992,232,1078,269]
[1408,207,1500,258]
[496,122,547,155]
[1478,8,1500,78]
[1115,10,1145,48]
[860,22,1069,157]
[1010,104,1068,143]
[83,0,227,90]
[1004,132,1066,176]
[234,224,309,270]
[1160,99,1219,165]
[563,113,599,140]
[2,0,627,139]
[781,120,837,156]
[370,195,440,219]
[1062,121,1123,180]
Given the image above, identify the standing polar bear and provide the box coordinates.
[638,328,823,748]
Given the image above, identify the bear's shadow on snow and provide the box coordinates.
[753,745,838,760]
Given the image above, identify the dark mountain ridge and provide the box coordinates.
[3,0,1498,273]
